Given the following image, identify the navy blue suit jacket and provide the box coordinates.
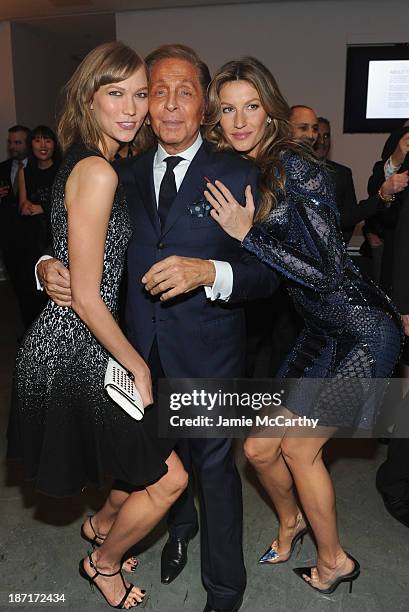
[117,140,278,378]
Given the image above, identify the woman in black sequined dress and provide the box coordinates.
[7,42,187,609]
[203,58,402,594]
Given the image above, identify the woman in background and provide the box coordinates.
[17,125,61,327]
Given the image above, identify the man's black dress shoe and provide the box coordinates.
[381,493,409,528]
[202,595,243,612]
[161,532,196,584]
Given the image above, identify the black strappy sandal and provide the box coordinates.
[79,551,144,609]
[80,515,138,573]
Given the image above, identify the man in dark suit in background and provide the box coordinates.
[315,116,370,244]
[38,44,278,612]
[373,124,409,530]
[0,125,30,292]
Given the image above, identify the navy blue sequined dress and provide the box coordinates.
[243,152,402,429]
[7,144,171,496]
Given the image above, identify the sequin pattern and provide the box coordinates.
[7,144,172,496]
[243,151,403,429]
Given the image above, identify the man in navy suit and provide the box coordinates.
[38,45,278,612]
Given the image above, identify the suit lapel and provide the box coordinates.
[162,141,215,236]
[134,148,160,234]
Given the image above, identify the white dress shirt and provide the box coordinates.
[153,133,232,301]
[10,157,28,185]
[384,156,402,179]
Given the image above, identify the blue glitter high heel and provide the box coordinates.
[258,514,308,565]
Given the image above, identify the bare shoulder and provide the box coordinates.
[69,155,118,190]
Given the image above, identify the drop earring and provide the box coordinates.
[266,116,272,125]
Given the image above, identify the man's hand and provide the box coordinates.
[402,314,409,336]
[391,133,409,167]
[366,232,383,248]
[20,201,33,216]
[20,201,44,216]
[0,185,9,199]
[38,258,72,306]
[142,256,215,301]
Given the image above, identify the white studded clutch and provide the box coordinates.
[104,358,144,421]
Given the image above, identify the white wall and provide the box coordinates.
[0,22,16,160]
[11,22,80,131]
[117,0,409,199]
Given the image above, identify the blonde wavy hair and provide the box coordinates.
[205,57,304,222]
[57,41,152,158]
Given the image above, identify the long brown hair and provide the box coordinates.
[57,41,151,158]
[205,57,304,221]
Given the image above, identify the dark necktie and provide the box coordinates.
[12,161,24,195]
[158,156,183,227]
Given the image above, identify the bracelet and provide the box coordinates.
[378,188,395,203]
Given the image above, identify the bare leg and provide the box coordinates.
[81,451,188,608]
[81,489,138,572]
[281,435,354,587]
[94,489,130,534]
[82,489,130,542]
[244,435,305,559]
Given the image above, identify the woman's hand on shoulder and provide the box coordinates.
[204,180,254,241]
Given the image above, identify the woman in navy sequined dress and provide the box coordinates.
[204,58,402,594]
[7,42,187,609]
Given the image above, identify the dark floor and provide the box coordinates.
[1,281,408,611]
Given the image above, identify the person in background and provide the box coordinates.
[314,117,358,244]
[313,116,388,247]
[365,123,409,288]
[0,125,30,298]
[16,125,61,327]
[374,121,409,530]
[289,105,318,147]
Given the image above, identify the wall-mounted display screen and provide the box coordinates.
[344,45,409,133]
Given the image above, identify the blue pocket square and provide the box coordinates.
[187,199,212,218]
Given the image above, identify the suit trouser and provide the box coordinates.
[376,437,409,501]
[149,338,246,607]
[169,437,246,608]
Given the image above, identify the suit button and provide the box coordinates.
[152,316,156,323]
[157,242,164,249]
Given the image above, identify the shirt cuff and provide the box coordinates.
[204,260,233,301]
[384,156,402,179]
[35,254,52,290]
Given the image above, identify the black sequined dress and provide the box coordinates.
[7,144,171,496]
[243,152,403,429]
